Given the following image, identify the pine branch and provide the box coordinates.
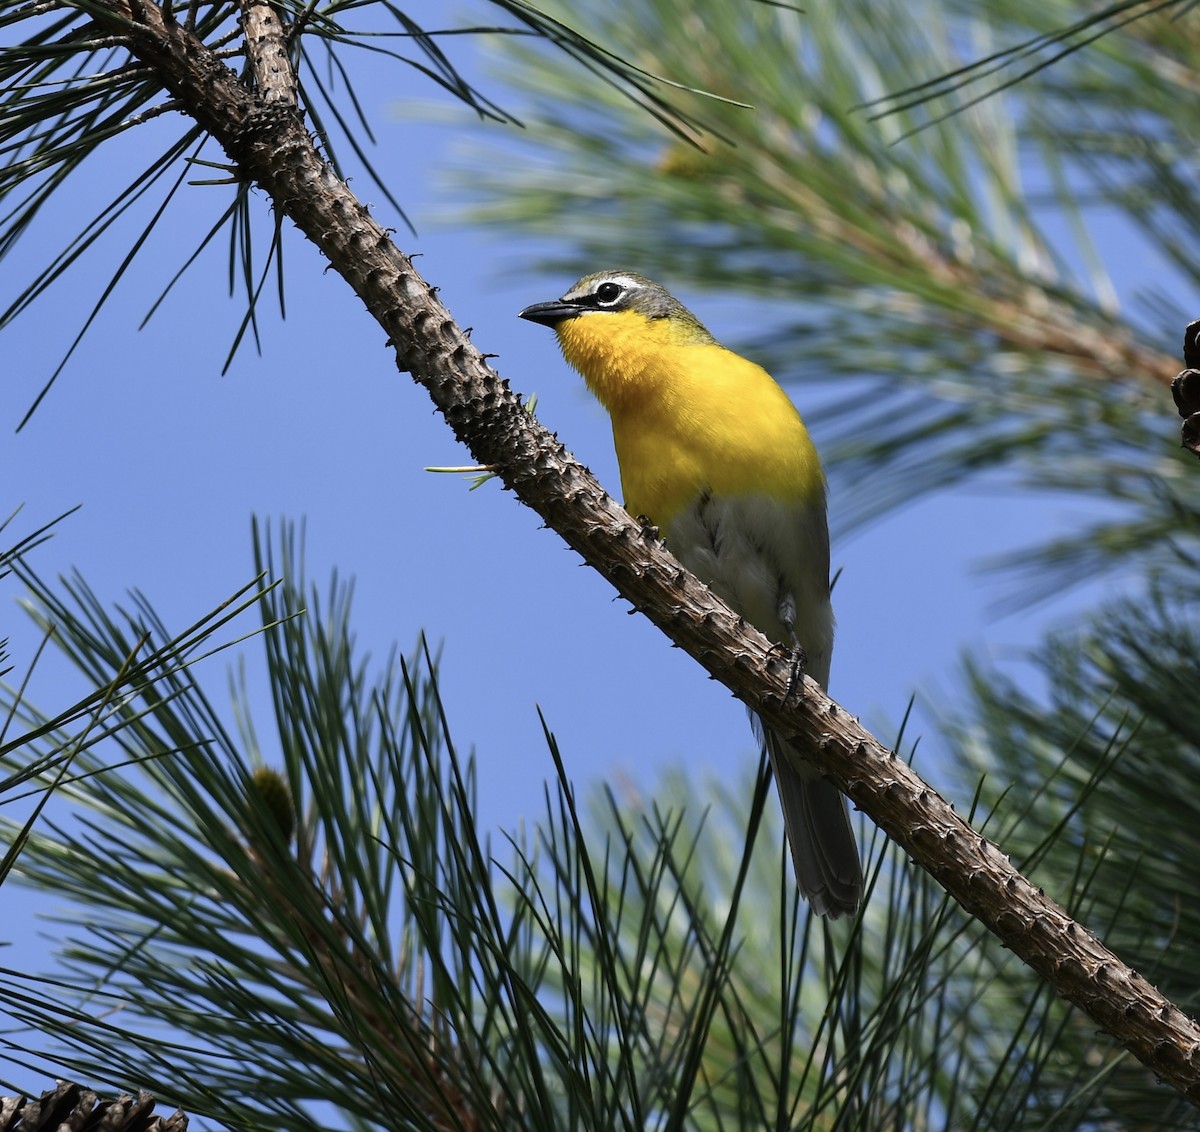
[237,0,296,106]
[70,0,1200,1105]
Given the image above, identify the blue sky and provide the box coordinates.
[0,0,1154,1092]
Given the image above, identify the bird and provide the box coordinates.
[519,270,863,919]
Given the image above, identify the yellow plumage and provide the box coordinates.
[520,270,862,918]
[557,313,823,521]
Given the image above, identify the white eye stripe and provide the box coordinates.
[597,274,644,294]
[564,274,644,304]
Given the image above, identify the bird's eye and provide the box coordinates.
[595,281,623,305]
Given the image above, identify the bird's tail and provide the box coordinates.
[761,723,863,919]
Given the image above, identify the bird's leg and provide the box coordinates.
[776,590,808,699]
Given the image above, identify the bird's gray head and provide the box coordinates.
[518,270,713,339]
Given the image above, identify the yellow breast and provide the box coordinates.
[555,311,824,524]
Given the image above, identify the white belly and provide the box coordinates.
[664,491,834,688]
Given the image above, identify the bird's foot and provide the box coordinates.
[635,513,661,541]
[784,640,808,700]
[767,637,808,700]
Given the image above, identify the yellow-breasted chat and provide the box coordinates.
[520,270,863,918]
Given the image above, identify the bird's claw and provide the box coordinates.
[785,640,808,700]
[635,513,661,540]
[767,637,808,700]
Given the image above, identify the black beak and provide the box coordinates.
[518,299,581,327]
